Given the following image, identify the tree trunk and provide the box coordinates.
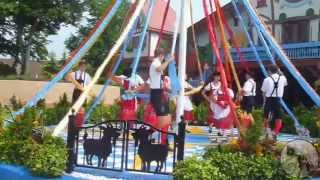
[15,15,24,74]
[22,20,38,75]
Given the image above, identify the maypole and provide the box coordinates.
[53,0,147,136]
[176,0,188,123]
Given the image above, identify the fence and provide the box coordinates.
[66,114,185,175]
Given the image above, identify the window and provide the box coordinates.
[282,20,310,43]
[256,0,267,8]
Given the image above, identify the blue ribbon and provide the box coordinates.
[241,0,320,107]
[232,0,301,127]
[12,0,123,119]
[131,0,155,76]
[168,59,181,96]
[84,18,139,121]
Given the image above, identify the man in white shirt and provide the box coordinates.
[261,65,288,137]
[66,60,92,103]
[149,48,173,128]
[241,72,256,114]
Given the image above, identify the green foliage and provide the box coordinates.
[0,104,9,128]
[65,0,129,72]
[0,108,67,178]
[0,107,39,165]
[242,108,264,149]
[42,61,61,79]
[137,104,144,121]
[193,103,209,125]
[174,157,227,180]
[0,0,84,74]
[293,105,319,137]
[9,95,23,111]
[174,148,299,180]
[198,44,213,62]
[86,102,120,124]
[282,105,319,137]
[43,93,70,126]
[27,134,67,177]
[0,62,15,76]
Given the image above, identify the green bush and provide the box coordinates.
[0,104,9,128]
[242,108,264,149]
[9,95,23,111]
[27,134,67,177]
[174,157,227,180]
[174,148,300,180]
[282,105,319,137]
[0,108,67,178]
[86,102,120,124]
[0,62,15,76]
[193,103,209,125]
[43,93,70,125]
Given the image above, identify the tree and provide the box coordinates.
[65,0,129,76]
[0,0,84,74]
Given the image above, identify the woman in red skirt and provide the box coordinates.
[111,68,145,121]
[202,72,235,135]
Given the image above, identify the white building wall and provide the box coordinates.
[195,0,320,48]
[149,32,159,57]
[255,0,320,42]
[310,19,319,41]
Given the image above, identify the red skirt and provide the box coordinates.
[143,103,159,128]
[208,110,234,129]
[184,111,194,122]
[119,99,137,121]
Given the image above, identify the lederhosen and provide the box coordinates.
[72,71,86,104]
[150,76,170,116]
[241,79,255,113]
[264,74,282,120]
[119,78,138,121]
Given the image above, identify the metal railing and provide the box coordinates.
[230,41,320,62]
[66,114,186,175]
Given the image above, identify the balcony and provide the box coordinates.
[230,41,320,62]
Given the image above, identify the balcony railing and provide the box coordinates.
[230,41,320,62]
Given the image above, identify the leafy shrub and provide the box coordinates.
[176,152,289,180]
[27,134,67,177]
[193,103,209,125]
[0,62,15,76]
[0,104,9,128]
[0,108,67,178]
[9,95,23,111]
[174,156,227,180]
[0,107,39,165]
[42,61,61,79]
[241,108,264,151]
[43,93,70,125]
[86,102,120,124]
[293,105,319,137]
[137,103,144,120]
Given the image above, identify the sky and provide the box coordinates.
[46,0,231,58]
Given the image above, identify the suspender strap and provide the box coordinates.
[249,79,255,94]
[270,74,281,97]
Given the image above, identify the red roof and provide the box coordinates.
[143,0,176,33]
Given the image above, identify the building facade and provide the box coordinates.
[187,0,320,106]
